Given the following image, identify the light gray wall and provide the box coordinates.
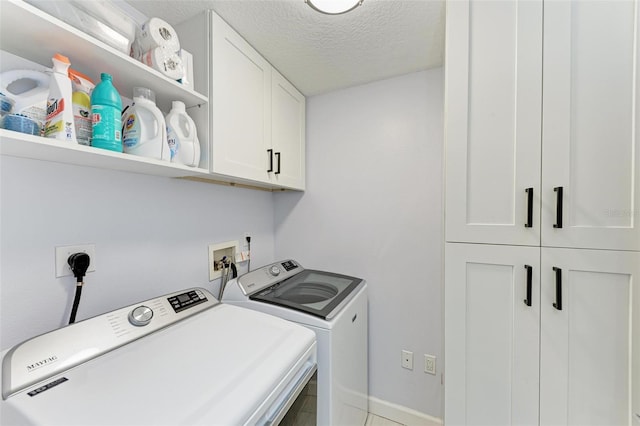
[0,157,275,350]
[274,69,444,417]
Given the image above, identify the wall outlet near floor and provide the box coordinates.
[424,354,436,375]
[401,350,413,370]
[55,244,96,278]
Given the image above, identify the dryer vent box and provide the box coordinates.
[208,241,239,281]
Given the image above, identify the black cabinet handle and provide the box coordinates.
[525,188,533,228]
[553,187,563,228]
[552,267,562,310]
[275,152,281,175]
[267,149,274,172]
[524,265,532,306]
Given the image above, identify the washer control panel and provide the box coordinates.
[167,289,208,313]
[237,259,302,296]
[128,305,153,326]
[269,265,281,276]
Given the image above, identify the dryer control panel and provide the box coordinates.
[1,288,218,400]
[237,259,302,296]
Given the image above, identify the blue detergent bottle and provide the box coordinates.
[91,73,122,152]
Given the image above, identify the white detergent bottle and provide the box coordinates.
[165,101,200,167]
[45,53,76,143]
[122,87,169,161]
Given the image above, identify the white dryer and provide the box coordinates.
[1,288,316,425]
[222,259,368,426]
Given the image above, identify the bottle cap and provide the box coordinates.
[171,101,186,111]
[133,87,155,103]
[53,53,70,64]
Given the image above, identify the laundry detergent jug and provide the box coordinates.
[122,87,169,161]
[165,101,200,167]
[0,69,50,131]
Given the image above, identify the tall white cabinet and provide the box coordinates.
[444,0,640,424]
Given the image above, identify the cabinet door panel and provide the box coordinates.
[542,0,640,250]
[271,70,305,190]
[445,243,540,425]
[540,248,640,425]
[445,0,542,246]
[211,12,271,182]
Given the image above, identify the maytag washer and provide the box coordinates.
[1,288,316,425]
[222,259,368,426]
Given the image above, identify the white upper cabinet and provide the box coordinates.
[209,12,273,185]
[541,0,640,251]
[446,0,640,251]
[445,0,543,246]
[178,11,306,191]
[540,247,640,426]
[271,70,305,189]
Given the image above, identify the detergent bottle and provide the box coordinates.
[69,69,94,146]
[122,87,169,161]
[91,73,122,152]
[165,101,200,167]
[0,69,50,133]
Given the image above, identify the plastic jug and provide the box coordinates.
[91,73,122,152]
[0,69,50,131]
[44,53,76,143]
[165,101,200,167]
[69,69,94,146]
[122,87,169,161]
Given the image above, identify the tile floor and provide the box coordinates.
[280,372,405,426]
[364,413,405,426]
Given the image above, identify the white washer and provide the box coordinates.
[1,288,316,425]
[222,259,368,426]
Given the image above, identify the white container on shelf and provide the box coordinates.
[165,100,200,167]
[122,87,169,161]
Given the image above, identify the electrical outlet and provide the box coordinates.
[208,241,239,281]
[55,244,96,278]
[424,354,436,375]
[401,350,413,370]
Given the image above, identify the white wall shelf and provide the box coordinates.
[0,0,207,113]
[0,130,211,178]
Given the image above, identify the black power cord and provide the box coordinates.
[246,235,251,271]
[67,253,91,325]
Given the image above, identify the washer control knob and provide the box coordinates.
[128,305,153,327]
[269,265,281,276]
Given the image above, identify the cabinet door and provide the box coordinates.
[540,248,640,426]
[445,243,540,425]
[542,0,640,251]
[271,70,305,190]
[445,0,542,246]
[211,12,272,183]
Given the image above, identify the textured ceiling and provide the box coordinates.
[125,0,445,96]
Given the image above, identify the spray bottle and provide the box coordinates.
[44,53,76,143]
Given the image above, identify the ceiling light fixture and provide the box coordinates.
[305,0,364,15]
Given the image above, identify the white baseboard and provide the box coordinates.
[368,396,442,426]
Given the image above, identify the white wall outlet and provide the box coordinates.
[208,240,239,281]
[55,244,96,278]
[424,354,436,375]
[401,350,414,370]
